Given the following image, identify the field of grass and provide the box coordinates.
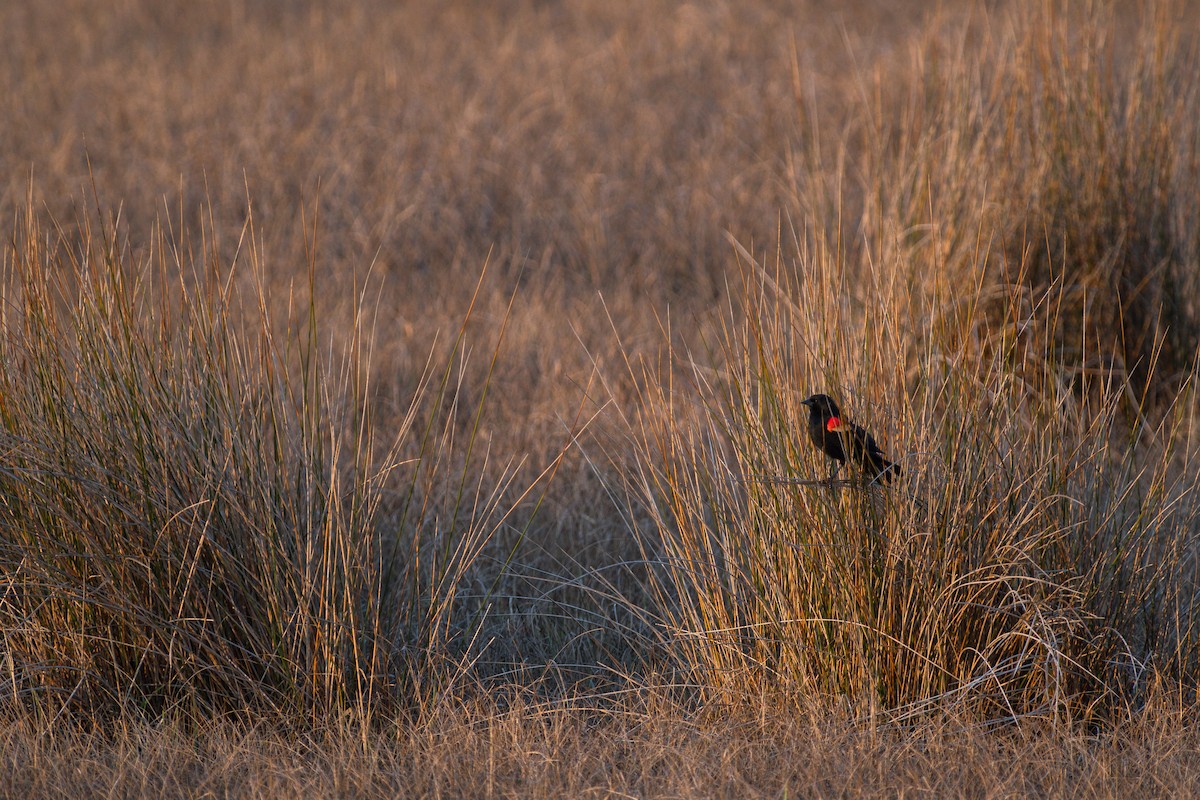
[3,0,1200,796]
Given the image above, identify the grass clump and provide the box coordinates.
[0,200,527,723]
[863,2,1200,406]
[619,0,1200,723]
[623,237,1200,722]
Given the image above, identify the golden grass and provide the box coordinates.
[621,233,1200,720]
[2,690,1199,798]
[2,0,1200,794]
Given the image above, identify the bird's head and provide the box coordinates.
[801,393,842,430]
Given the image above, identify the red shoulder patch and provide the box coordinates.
[826,416,841,432]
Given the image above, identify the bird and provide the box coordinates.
[800,393,900,484]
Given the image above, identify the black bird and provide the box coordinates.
[801,393,900,484]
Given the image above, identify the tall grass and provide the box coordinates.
[619,2,1200,722]
[0,0,1198,745]
[0,198,534,723]
[624,245,1199,721]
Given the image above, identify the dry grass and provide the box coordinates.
[3,688,1200,799]
[621,233,1200,721]
[2,0,1200,795]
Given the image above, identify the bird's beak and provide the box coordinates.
[800,399,813,407]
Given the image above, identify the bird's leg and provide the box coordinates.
[827,460,842,486]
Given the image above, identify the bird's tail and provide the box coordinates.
[877,460,901,484]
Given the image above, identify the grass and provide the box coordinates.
[621,237,1200,721]
[3,691,1200,798]
[1,0,1200,795]
[0,196,554,724]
